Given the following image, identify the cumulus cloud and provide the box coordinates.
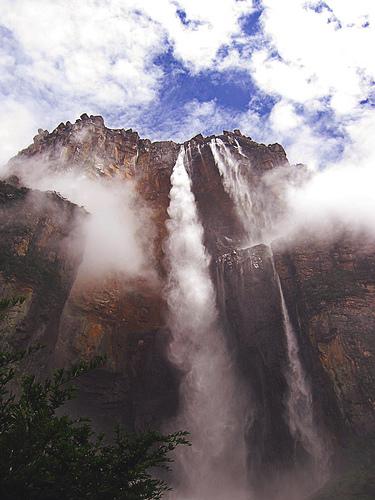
[0,98,39,167]
[1,0,374,204]
[249,1,374,164]
[0,0,254,164]
[0,1,164,106]
[137,0,254,72]
[252,1,375,113]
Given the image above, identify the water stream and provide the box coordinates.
[210,138,256,243]
[210,139,330,491]
[273,262,330,483]
[165,146,249,500]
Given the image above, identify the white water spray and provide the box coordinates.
[210,138,256,243]
[234,138,246,158]
[210,139,278,245]
[165,147,249,500]
[273,261,330,484]
[210,139,329,491]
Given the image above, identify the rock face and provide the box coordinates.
[1,114,375,492]
[273,235,375,434]
[7,117,182,431]
[215,245,295,486]
[0,181,84,372]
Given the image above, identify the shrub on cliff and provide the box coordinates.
[0,299,187,499]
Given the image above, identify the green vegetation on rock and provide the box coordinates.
[0,299,188,500]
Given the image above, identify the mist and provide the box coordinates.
[164,147,249,500]
[282,161,375,241]
[2,158,157,282]
[266,110,375,246]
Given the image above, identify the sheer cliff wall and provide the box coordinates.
[1,113,374,470]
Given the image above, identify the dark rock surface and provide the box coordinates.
[215,245,294,485]
[0,181,84,371]
[1,114,375,492]
[273,235,375,434]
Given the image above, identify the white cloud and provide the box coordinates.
[0,98,39,167]
[0,0,254,164]
[252,0,375,114]
[229,0,375,168]
[281,114,375,241]
[269,100,303,133]
[0,0,373,177]
[137,0,254,72]
[1,0,165,107]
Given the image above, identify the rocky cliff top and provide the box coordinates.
[9,114,288,181]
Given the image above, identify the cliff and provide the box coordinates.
[273,235,375,432]
[1,114,374,497]
[0,181,84,373]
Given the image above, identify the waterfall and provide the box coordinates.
[210,138,329,494]
[210,138,256,243]
[165,147,249,500]
[210,138,276,244]
[272,258,330,485]
[234,138,246,158]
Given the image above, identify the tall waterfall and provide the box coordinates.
[273,261,330,485]
[210,138,256,243]
[210,140,329,493]
[164,147,249,500]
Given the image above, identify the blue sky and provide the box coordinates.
[0,0,374,169]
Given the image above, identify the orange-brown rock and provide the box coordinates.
[273,234,375,433]
[2,114,375,477]
[0,181,84,366]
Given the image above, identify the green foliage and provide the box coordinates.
[0,300,188,499]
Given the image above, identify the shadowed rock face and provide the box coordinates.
[1,114,375,489]
[215,245,294,480]
[6,117,182,431]
[0,179,180,433]
[0,181,84,370]
[273,235,375,434]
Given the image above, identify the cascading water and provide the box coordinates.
[210,138,256,243]
[210,139,330,495]
[234,138,246,158]
[272,257,330,488]
[210,138,276,244]
[165,147,249,500]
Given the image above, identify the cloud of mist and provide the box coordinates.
[269,109,375,245]
[284,163,375,240]
[4,160,156,281]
